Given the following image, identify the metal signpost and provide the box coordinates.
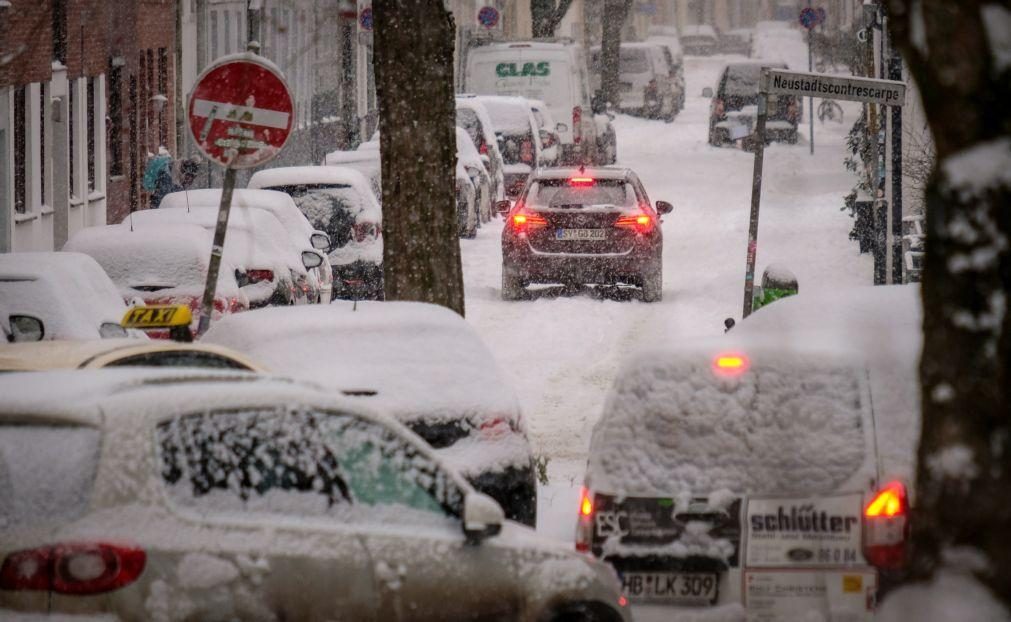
[798,7,822,155]
[187,52,293,335]
[741,69,905,318]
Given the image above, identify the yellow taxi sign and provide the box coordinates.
[121,305,193,329]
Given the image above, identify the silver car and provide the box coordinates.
[0,369,630,621]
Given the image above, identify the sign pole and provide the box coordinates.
[196,166,236,336]
[742,69,770,319]
[807,26,814,155]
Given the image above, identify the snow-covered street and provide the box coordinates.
[460,54,872,543]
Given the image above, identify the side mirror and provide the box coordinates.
[655,200,674,215]
[8,315,45,342]
[555,122,568,134]
[702,87,714,98]
[310,231,331,251]
[495,200,512,216]
[462,492,504,544]
[302,250,324,270]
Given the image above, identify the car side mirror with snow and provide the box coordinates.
[310,231,331,251]
[656,200,674,215]
[302,250,324,270]
[8,315,45,342]
[495,200,512,216]
[462,492,504,544]
[702,87,714,98]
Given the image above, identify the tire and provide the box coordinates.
[501,263,524,301]
[641,266,662,302]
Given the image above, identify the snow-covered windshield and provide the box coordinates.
[0,424,101,528]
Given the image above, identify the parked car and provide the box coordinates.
[160,189,334,303]
[719,28,754,56]
[707,61,800,146]
[0,252,135,341]
[456,153,480,239]
[0,338,262,371]
[464,40,600,165]
[645,34,687,112]
[590,43,678,121]
[500,167,673,302]
[580,332,913,619]
[457,126,492,229]
[0,368,629,621]
[527,98,562,165]
[323,147,383,204]
[124,207,323,308]
[680,24,719,55]
[456,95,508,202]
[475,95,543,198]
[64,224,249,332]
[248,166,384,301]
[594,111,618,165]
[203,302,540,526]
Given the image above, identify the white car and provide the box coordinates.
[160,189,333,303]
[248,166,384,301]
[457,126,492,227]
[456,96,508,202]
[203,301,540,526]
[0,252,135,340]
[528,98,562,165]
[0,368,630,622]
[590,43,678,120]
[474,95,543,198]
[322,147,383,204]
[581,327,915,619]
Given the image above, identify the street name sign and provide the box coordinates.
[767,69,906,107]
[187,53,294,169]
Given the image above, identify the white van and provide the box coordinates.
[464,40,600,166]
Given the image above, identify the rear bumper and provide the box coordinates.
[504,235,659,285]
[332,260,383,300]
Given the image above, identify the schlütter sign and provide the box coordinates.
[767,69,906,106]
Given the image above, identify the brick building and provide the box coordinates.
[0,0,176,252]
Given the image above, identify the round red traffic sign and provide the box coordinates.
[187,54,294,169]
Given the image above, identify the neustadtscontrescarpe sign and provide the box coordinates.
[767,70,906,106]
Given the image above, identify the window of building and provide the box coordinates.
[224,11,232,55]
[108,61,123,176]
[13,87,27,214]
[87,77,96,192]
[52,0,68,64]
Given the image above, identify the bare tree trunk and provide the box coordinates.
[372,0,465,316]
[884,0,1011,607]
[531,0,575,38]
[599,0,632,109]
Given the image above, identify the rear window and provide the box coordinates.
[527,179,637,209]
[0,424,101,528]
[588,354,868,497]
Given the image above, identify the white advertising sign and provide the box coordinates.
[744,568,877,622]
[766,70,906,106]
[745,493,865,567]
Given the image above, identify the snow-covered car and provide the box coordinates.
[719,28,754,56]
[594,112,618,165]
[203,302,540,526]
[63,224,249,331]
[580,335,912,620]
[680,24,719,56]
[124,207,323,308]
[707,61,800,146]
[0,252,134,341]
[457,126,492,229]
[500,167,673,302]
[528,98,562,165]
[248,166,384,301]
[0,368,629,622]
[645,35,687,112]
[474,95,543,198]
[322,147,383,204]
[0,338,262,371]
[456,95,508,202]
[590,44,678,121]
[160,189,334,303]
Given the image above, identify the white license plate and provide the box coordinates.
[556,228,606,241]
[621,572,719,605]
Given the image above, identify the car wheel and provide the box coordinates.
[501,263,524,301]
[641,267,662,303]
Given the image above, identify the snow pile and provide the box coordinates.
[982,5,1011,72]
[877,568,1010,622]
[0,252,131,340]
[751,25,806,69]
[586,339,867,497]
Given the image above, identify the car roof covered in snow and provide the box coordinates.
[202,302,522,426]
[249,165,374,194]
[160,188,315,245]
[0,338,263,372]
[0,252,132,341]
[587,335,875,498]
[474,96,538,134]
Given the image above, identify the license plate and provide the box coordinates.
[556,228,606,241]
[621,572,719,605]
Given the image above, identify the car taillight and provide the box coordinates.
[479,142,488,155]
[863,481,909,570]
[247,269,274,285]
[0,543,145,595]
[478,417,511,440]
[575,487,594,553]
[615,212,653,233]
[714,98,725,118]
[572,106,582,143]
[520,138,534,165]
[512,210,548,231]
[353,222,380,242]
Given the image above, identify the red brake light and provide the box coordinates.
[569,176,595,186]
[512,211,547,230]
[863,481,909,570]
[615,211,653,233]
[576,487,594,553]
[0,543,146,595]
[713,352,749,377]
[865,482,906,518]
[580,493,593,517]
[478,142,488,155]
[247,269,274,284]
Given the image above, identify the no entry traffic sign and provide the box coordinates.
[187,53,294,169]
[477,6,500,28]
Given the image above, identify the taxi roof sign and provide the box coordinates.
[122,305,193,330]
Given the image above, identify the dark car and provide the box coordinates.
[708,62,801,146]
[500,167,673,302]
